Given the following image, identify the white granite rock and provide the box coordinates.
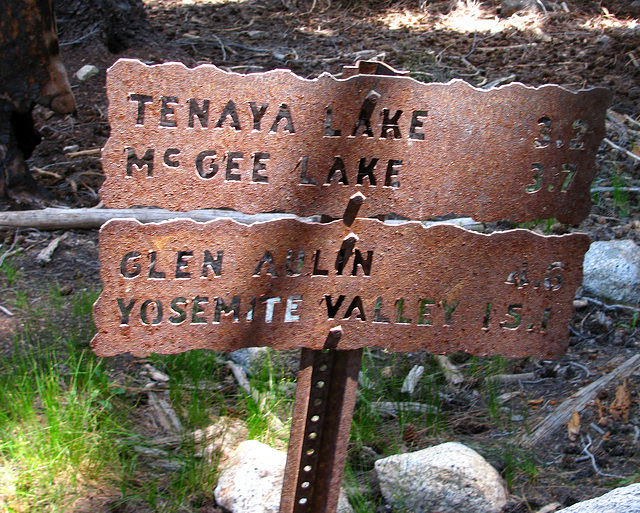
[583,240,640,304]
[374,442,508,513]
[214,440,353,513]
[559,484,640,512]
[75,64,99,81]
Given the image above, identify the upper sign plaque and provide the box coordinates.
[101,59,611,223]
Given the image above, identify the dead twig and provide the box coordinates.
[218,18,256,32]
[210,34,227,61]
[0,207,317,230]
[370,401,438,418]
[624,114,640,128]
[66,147,101,158]
[60,26,101,46]
[36,232,70,265]
[603,137,640,162]
[226,360,260,402]
[520,354,640,447]
[0,231,21,268]
[591,187,640,193]
[32,167,63,179]
[486,372,536,384]
[581,433,626,479]
[579,296,640,314]
[482,74,517,89]
[536,503,562,513]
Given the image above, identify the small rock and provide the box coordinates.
[214,440,353,513]
[229,347,271,374]
[214,441,285,513]
[142,364,170,382]
[75,64,99,81]
[583,240,640,304]
[374,442,508,513]
[558,483,640,512]
[573,299,589,309]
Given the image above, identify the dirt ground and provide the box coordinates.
[1,0,640,511]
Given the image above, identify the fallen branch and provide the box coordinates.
[401,365,424,395]
[0,208,484,232]
[0,207,315,230]
[520,354,640,447]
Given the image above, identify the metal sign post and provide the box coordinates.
[92,59,611,513]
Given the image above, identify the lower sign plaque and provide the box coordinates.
[91,217,589,359]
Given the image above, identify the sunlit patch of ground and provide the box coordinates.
[580,14,640,31]
[376,0,574,36]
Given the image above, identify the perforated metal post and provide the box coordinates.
[279,195,366,513]
[280,337,362,513]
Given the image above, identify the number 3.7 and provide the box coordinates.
[526,163,577,193]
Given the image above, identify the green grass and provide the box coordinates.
[0,258,21,286]
[0,289,124,512]
[0,282,229,512]
[612,171,631,218]
[0,264,546,512]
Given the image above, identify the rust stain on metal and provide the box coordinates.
[100,59,611,224]
[91,217,590,359]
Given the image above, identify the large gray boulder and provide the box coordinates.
[374,442,508,513]
[583,240,640,304]
[559,484,640,512]
[214,440,353,513]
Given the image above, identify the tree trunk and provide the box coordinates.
[0,0,149,199]
[0,0,76,197]
[55,0,150,53]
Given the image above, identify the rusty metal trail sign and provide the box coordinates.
[92,58,611,513]
[92,217,589,360]
[101,59,611,224]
